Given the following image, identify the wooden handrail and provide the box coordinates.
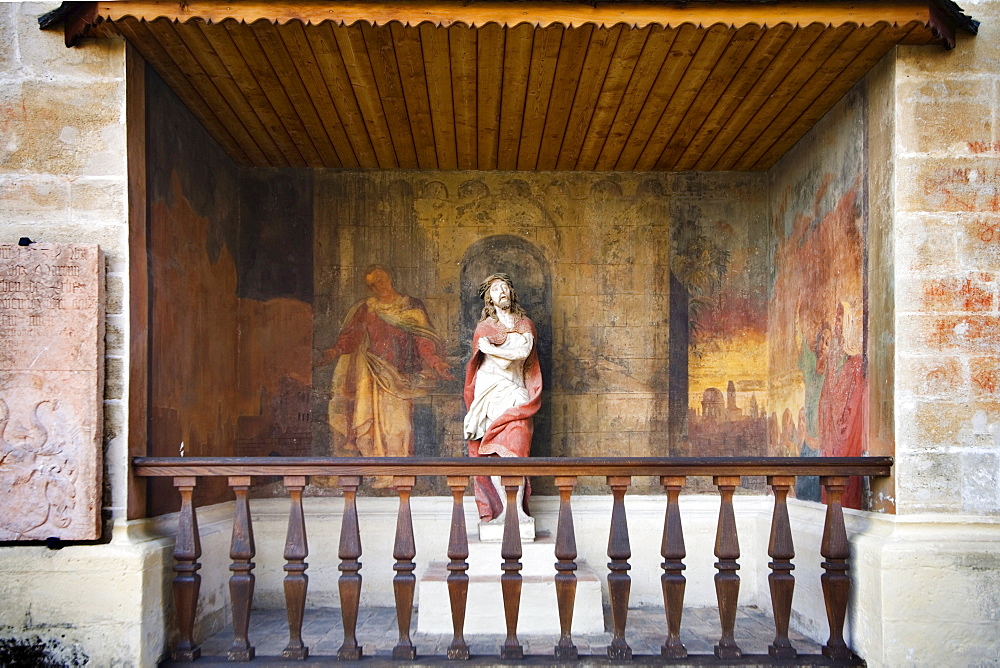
[138,457,888,664]
[133,455,892,477]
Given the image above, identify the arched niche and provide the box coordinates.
[459,235,552,457]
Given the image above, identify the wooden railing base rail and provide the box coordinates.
[134,456,891,478]
[162,649,866,666]
[134,456,889,665]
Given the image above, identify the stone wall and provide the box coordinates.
[0,3,167,666]
[1,2,127,520]
[894,5,1000,516]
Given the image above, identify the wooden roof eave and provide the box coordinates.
[38,0,980,173]
[39,1,102,47]
[44,0,976,48]
[929,0,980,48]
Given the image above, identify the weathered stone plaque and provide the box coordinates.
[0,244,104,540]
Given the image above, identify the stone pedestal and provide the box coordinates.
[478,515,535,542]
[417,534,605,634]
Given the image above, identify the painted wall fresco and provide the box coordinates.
[671,177,770,464]
[235,170,314,462]
[312,174,642,492]
[146,69,313,513]
[318,265,452,473]
[147,67,240,512]
[145,58,873,507]
[308,172,770,494]
[768,86,869,508]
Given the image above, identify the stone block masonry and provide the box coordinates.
[895,8,1000,515]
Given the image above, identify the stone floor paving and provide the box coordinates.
[195,606,828,663]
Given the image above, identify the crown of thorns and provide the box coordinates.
[478,273,513,299]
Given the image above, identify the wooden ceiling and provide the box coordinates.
[56,1,975,171]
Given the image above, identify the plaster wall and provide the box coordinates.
[0,526,174,666]
[768,502,1000,666]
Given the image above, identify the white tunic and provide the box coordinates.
[462,330,534,441]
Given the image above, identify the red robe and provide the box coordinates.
[464,316,542,520]
[328,296,445,458]
[819,353,868,509]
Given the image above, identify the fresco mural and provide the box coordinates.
[146,59,873,509]
[768,86,869,508]
[311,172,724,493]
[146,69,313,513]
[318,265,452,472]
[671,178,770,466]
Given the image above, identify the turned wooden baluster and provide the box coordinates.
[228,476,256,661]
[172,476,202,661]
[606,475,632,660]
[767,475,797,660]
[392,476,418,659]
[660,476,687,659]
[500,475,524,660]
[282,475,309,660]
[820,476,852,661]
[337,475,363,660]
[446,476,471,660]
[713,475,742,659]
[554,476,579,660]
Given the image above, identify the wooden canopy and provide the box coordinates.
[45,1,977,171]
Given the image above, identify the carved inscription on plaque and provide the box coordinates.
[0,244,104,540]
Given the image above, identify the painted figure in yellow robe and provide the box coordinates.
[319,266,452,465]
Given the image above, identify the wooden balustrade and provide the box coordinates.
[335,475,363,661]
[606,475,632,660]
[281,476,309,660]
[820,476,852,661]
[171,476,201,662]
[500,476,525,659]
[553,475,578,660]
[227,476,256,661]
[134,456,890,664]
[445,475,471,660]
[391,475,417,659]
[713,475,742,659]
[767,475,796,660]
[660,475,687,659]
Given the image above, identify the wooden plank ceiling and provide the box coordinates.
[69,0,974,171]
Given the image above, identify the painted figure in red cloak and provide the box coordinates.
[319,266,452,481]
[816,301,867,509]
[463,273,542,523]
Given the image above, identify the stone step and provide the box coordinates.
[416,534,606,634]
